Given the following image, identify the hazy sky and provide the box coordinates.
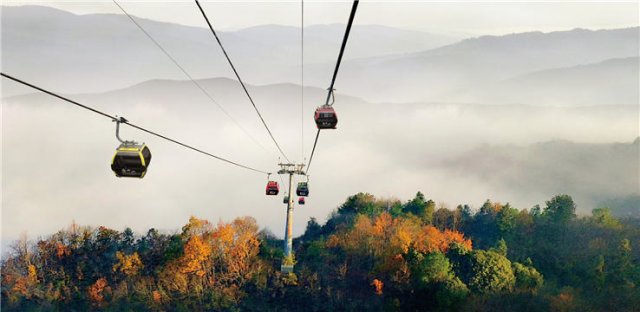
[2,1,638,35]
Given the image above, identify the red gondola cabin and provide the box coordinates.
[314,105,338,129]
[266,181,279,195]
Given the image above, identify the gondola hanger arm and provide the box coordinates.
[113,116,136,145]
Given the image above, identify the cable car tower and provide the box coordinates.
[277,162,306,273]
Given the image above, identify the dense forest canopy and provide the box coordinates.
[2,193,639,311]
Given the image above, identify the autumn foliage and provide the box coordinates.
[1,193,638,311]
[326,212,472,284]
[1,216,265,310]
[88,277,109,306]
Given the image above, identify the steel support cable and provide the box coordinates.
[301,0,305,163]
[278,173,286,193]
[194,0,291,163]
[324,0,359,107]
[1,72,270,175]
[306,129,321,174]
[305,0,359,174]
[112,0,274,158]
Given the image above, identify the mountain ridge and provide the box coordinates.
[1,5,460,97]
[327,26,638,103]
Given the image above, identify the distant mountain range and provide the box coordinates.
[1,5,458,97]
[331,27,639,103]
[2,5,638,105]
[449,57,639,106]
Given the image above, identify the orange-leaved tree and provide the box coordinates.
[326,212,472,290]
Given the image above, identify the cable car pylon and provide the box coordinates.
[277,162,306,273]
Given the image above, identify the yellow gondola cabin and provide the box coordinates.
[111,143,151,178]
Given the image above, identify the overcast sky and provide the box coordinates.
[2,1,639,35]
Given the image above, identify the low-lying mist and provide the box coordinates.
[2,79,638,255]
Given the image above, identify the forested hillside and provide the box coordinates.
[2,193,638,311]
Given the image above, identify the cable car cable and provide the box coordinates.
[305,130,320,174]
[301,0,305,163]
[278,173,286,189]
[194,0,291,163]
[2,73,115,120]
[1,72,270,175]
[111,0,275,158]
[324,0,359,107]
[305,0,359,174]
